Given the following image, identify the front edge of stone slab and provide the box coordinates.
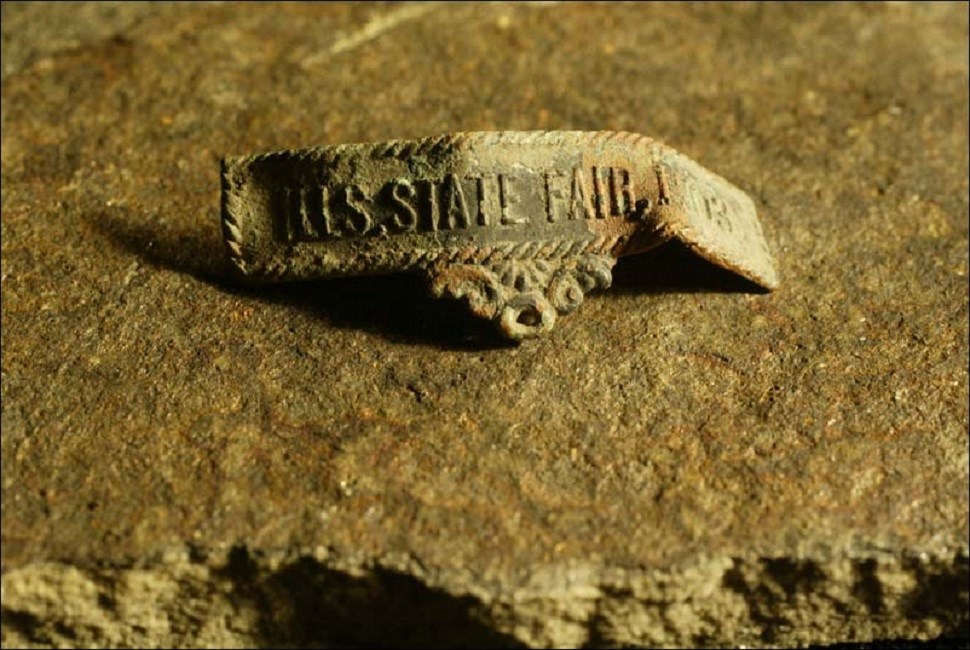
[2,545,967,648]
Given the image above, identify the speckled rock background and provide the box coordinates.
[1,2,967,648]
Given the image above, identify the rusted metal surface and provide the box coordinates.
[221,131,778,338]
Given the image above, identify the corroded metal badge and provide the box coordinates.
[221,131,778,339]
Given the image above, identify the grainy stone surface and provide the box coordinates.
[1,2,968,647]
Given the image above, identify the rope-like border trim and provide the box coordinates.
[248,234,627,281]
[220,159,247,275]
[230,130,666,168]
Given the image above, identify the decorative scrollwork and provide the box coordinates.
[427,254,615,340]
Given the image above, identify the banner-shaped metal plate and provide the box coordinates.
[222,131,777,339]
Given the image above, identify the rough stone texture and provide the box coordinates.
[1,2,967,647]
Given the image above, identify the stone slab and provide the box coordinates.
[1,2,968,647]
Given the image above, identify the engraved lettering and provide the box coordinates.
[704,194,733,232]
[427,180,439,232]
[277,186,294,242]
[612,168,636,216]
[473,176,493,226]
[282,184,326,242]
[441,173,471,229]
[570,167,594,220]
[342,184,372,235]
[321,185,338,237]
[299,186,313,236]
[275,167,648,242]
[592,166,607,219]
[544,170,569,223]
[500,174,528,225]
[388,179,418,232]
[607,168,619,216]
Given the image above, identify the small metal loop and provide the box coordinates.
[499,293,556,340]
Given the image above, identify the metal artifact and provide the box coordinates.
[221,131,778,339]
